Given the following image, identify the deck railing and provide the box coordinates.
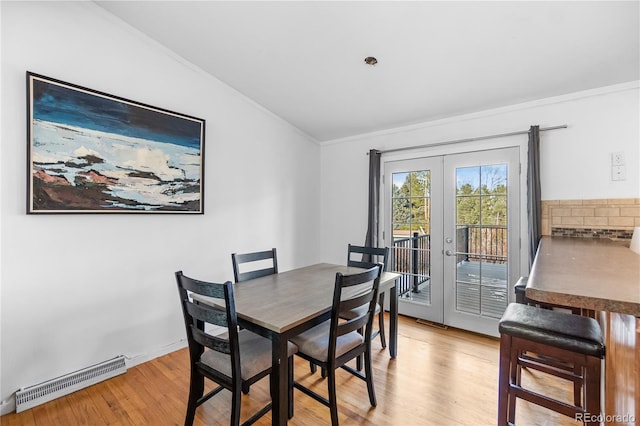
[457,225,507,263]
[391,232,430,294]
[391,225,507,293]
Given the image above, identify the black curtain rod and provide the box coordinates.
[369,124,568,155]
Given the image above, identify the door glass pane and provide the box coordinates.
[455,164,508,317]
[391,169,431,305]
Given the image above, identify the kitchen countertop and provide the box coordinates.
[526,236,640,316]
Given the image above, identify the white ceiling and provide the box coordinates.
[95,1,639,142]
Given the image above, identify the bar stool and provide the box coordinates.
[497,303,605,426]
[513,276,584,407]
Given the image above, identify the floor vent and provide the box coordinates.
[416,318,448,330]
[15,355,127,413]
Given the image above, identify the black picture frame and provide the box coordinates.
[27,72,205,214]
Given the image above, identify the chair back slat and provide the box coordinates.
[185,300,228,328]
[180,274,227,299]
[336,315,369,337]
[347,245,389,272]
[190,326,232,354]
[339,291,374,313]
[231,248,278,283]
[236,267,277,282]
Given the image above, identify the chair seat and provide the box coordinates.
[498,303,604,358]
[201,330,297,380]
[290,320,364,362]
[339,303,381,320]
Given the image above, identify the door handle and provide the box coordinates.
[445,250,455,256]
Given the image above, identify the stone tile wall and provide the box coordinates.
[541,198,640,238]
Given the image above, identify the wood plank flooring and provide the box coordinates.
[1,315,581,425]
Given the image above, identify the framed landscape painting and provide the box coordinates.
[27,72,205,214]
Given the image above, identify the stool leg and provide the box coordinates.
[515,350,523,386]
[584,356,601,425]
[497,334,512,426]
[573,363,582,407]
[508,345,518,424]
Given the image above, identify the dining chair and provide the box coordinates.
[231,247,279,393]
[290,265,382,426]
[310,245,389,376]
[343,244,390,349]
[231,248,278,283]
[175,271,296,426]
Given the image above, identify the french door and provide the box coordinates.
[383,147,520,336]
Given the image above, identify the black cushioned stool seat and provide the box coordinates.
[497,303,605,426]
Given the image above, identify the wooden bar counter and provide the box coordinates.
[526,236,639,425]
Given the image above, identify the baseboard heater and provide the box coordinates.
[15,355,127,413]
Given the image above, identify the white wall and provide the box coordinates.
[0,2,320,412]
[319,83,640,267]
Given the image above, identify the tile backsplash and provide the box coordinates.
[541,198,640,238]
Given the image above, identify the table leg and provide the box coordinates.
[389,283,398,358]
[271,336,289,426]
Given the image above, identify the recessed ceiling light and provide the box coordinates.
[364,56,378,66]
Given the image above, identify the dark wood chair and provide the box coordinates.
[290,265,382,426]
[497,303,604,426]
[231,248,279,393]
[344,244,390,349]
[231,248,278,283]
[309,245,389,376]
[175,271,296,426]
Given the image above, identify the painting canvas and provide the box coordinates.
[27,72,205,214]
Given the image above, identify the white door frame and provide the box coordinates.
[381,137,527,336]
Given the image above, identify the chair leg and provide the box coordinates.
[515,350,523,386]
[378,293,386,349]
[364,348,377,407]
[230,384,241,426]
[185,370,204,426]
[507,347,518,425]
[497,334,512,426]
[573,363,582,407]
[309,361,317,374]
[356,328,364,371]
[327,369,339,426]
[289,356,294,419]
[242,383,250,394]
[584,356,601,425]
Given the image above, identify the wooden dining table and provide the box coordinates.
[196,263,401,426]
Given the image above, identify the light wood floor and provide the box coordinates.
[1,315,581,426]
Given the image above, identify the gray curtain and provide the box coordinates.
[527,125,541,269]
[364,149,381,261]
